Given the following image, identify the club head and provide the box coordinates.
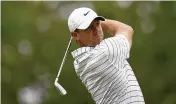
[54,78,67,95]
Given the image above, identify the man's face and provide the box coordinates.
[72,19,104,47]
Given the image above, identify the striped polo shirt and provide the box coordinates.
[71,35,145,104]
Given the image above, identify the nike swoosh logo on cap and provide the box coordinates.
[84,11,90,16]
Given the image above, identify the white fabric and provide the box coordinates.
[68,7,105,32]
[71,35,145,104]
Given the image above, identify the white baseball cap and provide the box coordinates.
[68,7,105,32]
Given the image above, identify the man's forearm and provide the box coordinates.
[101,19,133,36]
[101,19,133,47]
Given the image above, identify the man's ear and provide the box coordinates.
[71,32,79,40]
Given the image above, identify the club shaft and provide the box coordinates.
[57,37,72,78]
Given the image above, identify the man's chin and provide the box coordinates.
[94,40,101,46]
[90,38,103,46]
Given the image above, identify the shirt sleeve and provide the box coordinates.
[101,34,130,65]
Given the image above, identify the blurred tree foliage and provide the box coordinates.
[1,1,176,104]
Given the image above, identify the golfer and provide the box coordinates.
[68,7,145,104]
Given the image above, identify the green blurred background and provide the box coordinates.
[1,1,176,104]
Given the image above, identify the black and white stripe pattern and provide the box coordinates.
[71,35,145,104]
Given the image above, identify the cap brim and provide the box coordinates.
[95,16,105,21]
[77,16,105,30]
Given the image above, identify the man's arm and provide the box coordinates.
[101,19,134,48]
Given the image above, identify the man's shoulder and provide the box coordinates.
[71,47,93,59]
[72,46,108,63]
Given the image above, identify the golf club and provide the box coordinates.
[54,36,72,95]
